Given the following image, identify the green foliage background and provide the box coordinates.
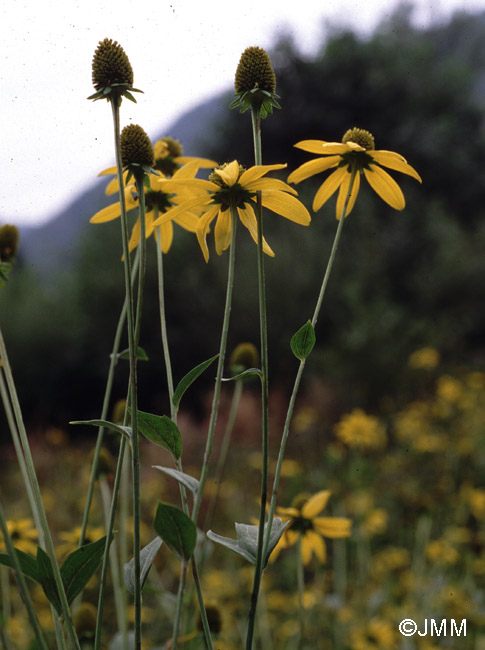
[2,6,485,435]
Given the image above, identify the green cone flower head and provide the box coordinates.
[231,46,280,118]
[88,38,142,104]
[120,124,155,178]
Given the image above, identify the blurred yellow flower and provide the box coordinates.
[408,346,440,370]
[273,490,351,565]
[154,160,311,262]
[426,539,460,566]
[0,518,38,555]
[360,508,388,537]
[287,127,421,218]
[334,408,386,450]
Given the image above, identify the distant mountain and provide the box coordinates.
[18,91,230,277]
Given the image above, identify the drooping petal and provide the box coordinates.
[173,211,199,232]
[237,205,275,257]
[313,516,352,538]
[245,177,298,195]
[370,150,422,183]
[196,204,220,263]
[214,160,240,187]
[301,534,314,565]
[312,166,348,212]
[287,156,341,185]
[175,156,218,168]
[128,217,141,252]
[302,491,331,518]
[214,209,232,255]
[305,530,327,563]
[90,187,138,223]
[154,196,211,227]
[98,166,117,176]
[335,168,361,219]
[239,163,287,186]
[364,166,405,210]
[276,506,300,518]
[260,191,311,225]
[159,219,174,253]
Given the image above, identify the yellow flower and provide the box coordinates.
[154,159,311,262]
[408,346,440,370]
[334,408,386,450]
[273,490,351,565]
[0,518,38,555]
[90,160,201,254]
[287,127,422,218]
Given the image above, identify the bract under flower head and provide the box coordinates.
[88,38,143,104]
[154,160,311,262]
[288,127,422,218]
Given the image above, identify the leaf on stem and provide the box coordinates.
[132,410,182,460]
[69,419,132,441]
[290,320,316,361]
[153,466,200,496]
[172,354,219,409]
[124,536,163,595]
[153,502,196,561]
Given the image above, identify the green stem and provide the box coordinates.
[0,327,81,650]
[154,221,175,418]
[0,502,49,650]
[171,560,188,650]
[190,559,214,650]
[263,166,357,561]
[191,206,238,524]
[110,98,142,650]
[246,104,270,650]
[296,536,305,650]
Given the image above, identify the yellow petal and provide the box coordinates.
[237,205,275,257]
[159,220,173,253]
[259,191,311,225]
[128,217,141,253]
[313,517,352,538]
[301,535,313,565]
[294,140,343,155]
[302,490,331,518]
[175,156,218,168]
[276,506,300,518]
[364,166,405,210]
[171,160,200,180]
[246,178,298,195]
[312,166,348,212]
[239,163,287,186]
[370,150,422,183]
[214,160,240,187]
[154,197,210,227]
[196,204,220,263]
[214,209,232,254]
[173,212,199,233]
[98,166,117,176]
[287,156,341,185]
[335,169,360,219]
[305,530,327,563]
[90,201,122,224]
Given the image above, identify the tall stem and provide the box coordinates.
[192,206,238,524]
[246,105,270,650]
[109,98,142,650]
[263,167,358,561]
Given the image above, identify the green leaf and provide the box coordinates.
[115,347,149,361]
[133,411,182,460]
[69,419,132,441]
[152,466,200,496]
[36,547,62,614]
[153,502,196,561]
[221,368,263,383]
[124,536,163,595]
[172,354,219,409]
[0,549,40,583]
[207,518,288,567]
[290,320,316,361]
[60,535,111,605]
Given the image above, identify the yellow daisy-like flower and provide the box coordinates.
[287,127,422,218]
[272,490,351,565]
[154,159,311,262]
[91,160,202,254]
[0,518,38,555]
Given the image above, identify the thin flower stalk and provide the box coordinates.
[192,205,238,523]
[246,105,270,650]
[263,166,357,562]
[109,98,142,650]
[0,327,82,650]
[296,536,305,650]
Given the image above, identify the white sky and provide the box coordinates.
[1,0,484,226]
